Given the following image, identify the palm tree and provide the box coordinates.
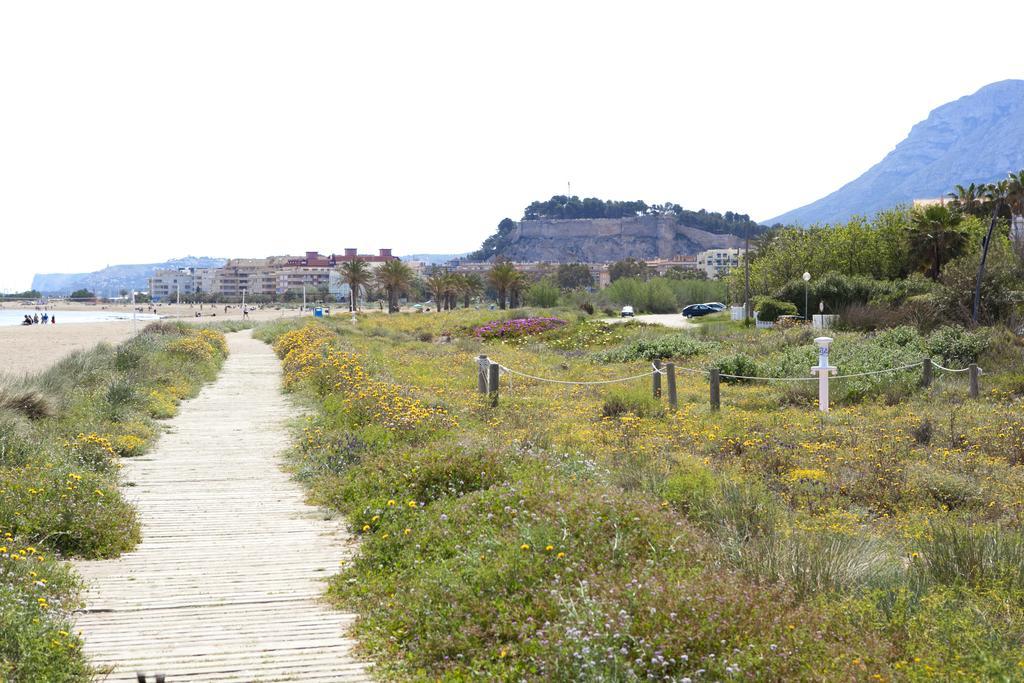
[508,270,528,308]
[907,204,966,280]
[461,273,483,308]
[441,272,460,310]
[487,262,519,309]
[424,269,449,312]
[374,260,414,313]
[338,259,372,312]
[972,179,1011,323]
[947,183,986,217]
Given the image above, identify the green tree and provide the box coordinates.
[487,262,519,309]
[338,259,371,312]
[603,277,646,308]
[375,260,415,313]
[69,289,95,300]
[467,218,517,261]
[555,263,594,290]
[609,258,648,282]
[907,204,967,280]
[525,278,560,307]
[664,266,706,280]
[644,278,678,313]
[0,289,42,301]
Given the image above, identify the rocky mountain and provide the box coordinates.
[767,79,1024,226]
[32,256,226,296]
[497,215,743,262]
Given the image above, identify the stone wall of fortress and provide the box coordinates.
[500,216,741,263]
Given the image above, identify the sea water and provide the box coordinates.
[0,309,161,327]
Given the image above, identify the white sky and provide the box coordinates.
[1,0,1022,291]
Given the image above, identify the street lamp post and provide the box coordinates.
[802,271,811,321]
[744,223,751,324]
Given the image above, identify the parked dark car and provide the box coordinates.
[682,304,716,318]
[704,302,727,311]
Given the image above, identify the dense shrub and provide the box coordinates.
[774,272,879,316]
[715,353,762,383]
[927,325,990,366]
[774,272,936,318]
[754,297,798,322]
[875,325,924,350]
[935,239,1021,325]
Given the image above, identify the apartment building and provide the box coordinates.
[147,249,398,301]
[645,255,701,277]
[697,248,744,279]
[148,268,197,302]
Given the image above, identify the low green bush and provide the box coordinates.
[0,542,90,682]
[927,325,990,366]
[714,353,762,383]
[600,386,665,419]
[595,333,715,363]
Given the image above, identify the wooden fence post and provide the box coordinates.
[477,355,489,394]
[921,357,932,388]
[666,362,677,410]
[652,359,662,399]
[488,362,500,407]
[709,368,720,411]
[969,363,979,398]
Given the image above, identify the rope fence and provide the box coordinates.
[496,364,657,386]
[475,337,984,412]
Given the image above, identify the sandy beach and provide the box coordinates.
[0,305,306,377]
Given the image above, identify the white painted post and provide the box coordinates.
[811,336,837,413]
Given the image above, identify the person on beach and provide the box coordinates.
[41,313,48,324]
[51,315,56,324]
[32,313,39,324]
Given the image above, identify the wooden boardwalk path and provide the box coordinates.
[74,331,371,682]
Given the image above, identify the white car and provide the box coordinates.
[620,305,635,317]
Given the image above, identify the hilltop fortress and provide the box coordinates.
[497,215,743,263]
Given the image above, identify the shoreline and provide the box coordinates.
[0,307,305,377]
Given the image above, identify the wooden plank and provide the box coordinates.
[73,331,372,682]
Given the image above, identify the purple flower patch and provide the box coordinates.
[473,317,567,340]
